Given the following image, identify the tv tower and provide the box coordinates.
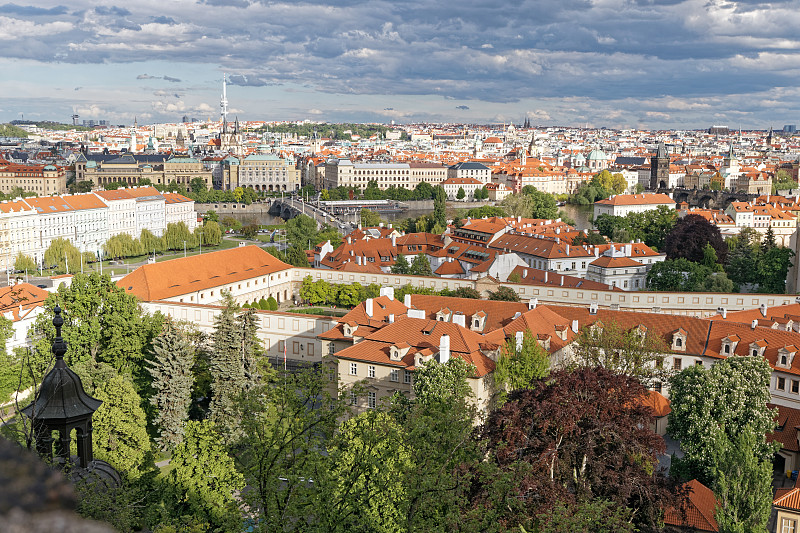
[220,73,229,124]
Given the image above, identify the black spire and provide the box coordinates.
[22,306,102,468]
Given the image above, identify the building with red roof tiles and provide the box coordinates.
[663,479,719,532]
[441,176,483,200]
[118,245,293,305]
[0,161,67,195]
[594,193,676,218]
[774,475,800,533]
[507,265,620,291]
[0,282,50,352]
[586,254,648,290]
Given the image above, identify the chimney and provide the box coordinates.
[404,294,412,308]
[560,276,564,286]
[515,331,524,351]
[544,271,548,283]
[357,255,362,265]
[452,313,466,327]
[760,303,767,317]
[571,319,579,333]
[528,297,538,310]
[439,334,451,363]
[590,302,598,315]
[365,298,374,317]
[380,286,395,300]
[565,244,570,255]
[391,234,396,247]
[752,319,758,330]
[347,236,352,244]
[388,223,393,229]
[388,314,395,323]
[717,307,727,319]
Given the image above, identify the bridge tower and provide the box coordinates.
[650,142,670,190]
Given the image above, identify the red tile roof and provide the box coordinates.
[117,245,291,301]
[664,480,719,532]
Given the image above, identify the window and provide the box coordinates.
[368,391,376,409]
[350,391,357,405]
[793,380,799,394]
[328,343,336,355]
[368,365,375,378]
[695,360,703,366]
[752,349,758,357]
[778,377,787,391]
[350,363,357,376]
[673,358,682,371]
[390,369,399,382]
[404,370,412,384]
[723,344,730,354]
[782,518,797,533]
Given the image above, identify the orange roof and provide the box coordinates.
[63,193,106,210]
[638,389,671,418]
[94,189,134,201]
[23,196,74,213]
[589,256,643,268]
[409,294,529,333]
[434,259,465,275]
[0,283,49,320]
[117,245,291,301]
[595,193,675,206]
[775,477,800,511]
[663,480,719,531]
[162,192,193,204]
[0,200,36,214]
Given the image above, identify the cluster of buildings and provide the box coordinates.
[312,215,666,291]
[0,186,196,267]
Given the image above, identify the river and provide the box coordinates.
[559,204,594,231]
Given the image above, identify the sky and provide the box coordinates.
[1,0,800,129]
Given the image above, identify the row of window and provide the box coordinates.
[349,362,413,383]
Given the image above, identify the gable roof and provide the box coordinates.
[117,245,291,301]
[663,479,719,532]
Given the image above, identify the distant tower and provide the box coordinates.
[767,126,774,150]
[650,142,670,189]
[129,117,137,153]
[220,73,229,125]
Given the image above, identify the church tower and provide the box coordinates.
[650,142,670,189]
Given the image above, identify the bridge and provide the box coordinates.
[655,187,760,210]
[268,197,353,233]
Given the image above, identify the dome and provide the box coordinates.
[587,149,607,161]
[86,161,97,168]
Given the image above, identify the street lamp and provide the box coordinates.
[183,240,186,258]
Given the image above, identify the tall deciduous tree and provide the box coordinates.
[201,219,222,246]
[711,425,774,533]
[668,356,777,484]
[494,329,550,399]
[163,222,196,251]
[664,214,727,264]
[433,185,447,227]
[13,252,37,272]
[488,285,520,301]
[168,420,244,530]
[32,272,164,374]
[147,319,195,451]
[469,367,677,531]
[44,237,82,274]
[572,320,669,388]
[413,357,475,407]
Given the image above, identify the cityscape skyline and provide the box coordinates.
[2,1,800,129]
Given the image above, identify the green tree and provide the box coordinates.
[163,222,196,251]
[409,254,433,276]
[494,330,550,400]
[466,205,506,218]
[595,169,628,195]
[31,272,164,373]
[668,356,777,484]
[285,245,310,267]
[488,285,520,301]
[572,231,606,245]
[285,214,318,249]
[140,228,165,255]
[300,276,335,306]
[266,296,278,311]
[456,186,466,200]
[202,220,222,246]
[190,177,207,194]
[711,425,774,533]
[44,237,82,274]
[336,282,363,308]
[413,357,475,407]
[391,253,410,275]
[92,374,153,479]
[241,223,258,239]
[772,169,796,194]
[204,209,219,223]
[702,272,735,293]
[317,411,412,531]
[433,185,447,227]
[103,233,144,259]
[147,319,195,451]
[501,194,534,218]
[451,286,481,299]
[168,420,244,530]
[646,258,711,292]
[232,186,244,202]
[236,366,348,531]
[573,320,669,388]
[13,252,37,272]
[209,293,248,440]
[521,186,560,219]
[758,245,794,294]
[360,208,383,227]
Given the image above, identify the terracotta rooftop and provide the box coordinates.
[663,479,719,532]
[117,245,291,302]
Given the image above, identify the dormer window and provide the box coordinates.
[749,340,767,358]
[672,328,687,352]
[778,346,797,369]
[435,308,452,322]
[720,335,740,357]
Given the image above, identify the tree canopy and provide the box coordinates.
[664,214,727,264]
